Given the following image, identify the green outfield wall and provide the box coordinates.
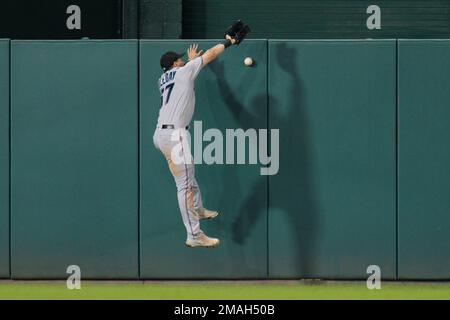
[0,40,9,278]
[268,40,397,279]
[397,40,450,280]
[140,40,268,278]
[0,39,448,279]
[10,40,139,279]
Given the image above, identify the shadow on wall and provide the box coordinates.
[208,43,320,278]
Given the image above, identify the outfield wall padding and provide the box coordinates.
[268,40,397,279]
[10,41,139,279]
[398,40,450,280]
[0,40,10,278]
[0,39,449,280]
[139,40,268,278]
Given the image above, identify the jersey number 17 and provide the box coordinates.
[160,83,175,106]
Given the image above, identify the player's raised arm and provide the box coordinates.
[202,20,251,66]
[201,36,234,66]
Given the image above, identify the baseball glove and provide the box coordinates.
[234,24,251,44]
[225,20,244,38]
[224,20,251,45]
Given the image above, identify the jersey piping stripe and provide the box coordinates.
[181,136,195,239]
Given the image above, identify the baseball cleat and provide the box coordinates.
[199,209,219,220]
[186,233,220,248]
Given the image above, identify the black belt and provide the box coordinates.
[161,124,189,130]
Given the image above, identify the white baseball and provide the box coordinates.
[244,57,253,66]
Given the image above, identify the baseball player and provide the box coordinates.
[153,21,250,248]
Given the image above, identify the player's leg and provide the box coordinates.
[158,137,201,241]
[180,164,219,247]
[172,160,202,242]
[190,176,203,214]
[156,130,219,247]
[191,175,219,220]
[154,130,199,238]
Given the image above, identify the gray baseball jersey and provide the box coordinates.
[156,56,203,128]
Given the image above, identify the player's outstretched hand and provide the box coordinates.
[187,43,203,61]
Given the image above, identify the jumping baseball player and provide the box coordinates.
[153,21,250,248]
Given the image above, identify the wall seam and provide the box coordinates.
[137,40,141,280]
[395,39,399,280]
[266,40,270,279]
[8,40,12,279]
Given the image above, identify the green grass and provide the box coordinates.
[0,282,449,300]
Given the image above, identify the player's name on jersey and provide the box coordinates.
[160,71,177,87]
